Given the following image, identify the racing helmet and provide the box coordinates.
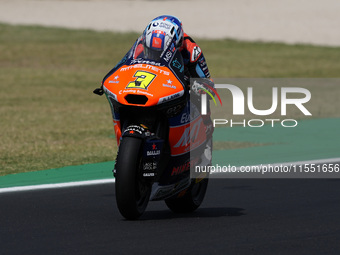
[142,15,184,61]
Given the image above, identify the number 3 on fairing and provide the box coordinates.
[126,71,156,90]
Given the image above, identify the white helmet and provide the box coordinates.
[142,15,184,60]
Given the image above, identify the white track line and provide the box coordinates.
[0,179,115,194]
[1,157,339,194]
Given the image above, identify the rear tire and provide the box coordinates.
[165,138,211,214]
[115,137,151,220]
[165,178,209,213]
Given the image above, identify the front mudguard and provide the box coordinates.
[120,124,167,181]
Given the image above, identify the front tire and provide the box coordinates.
[115,137,151,220]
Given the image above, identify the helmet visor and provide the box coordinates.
[143,46,163,61]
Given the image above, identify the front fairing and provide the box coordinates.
[103,63,185,107]
[103,40,187,107]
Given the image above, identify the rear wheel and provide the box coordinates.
[115,137,151,220]
[165,138,211,213]
[165,178,209,213]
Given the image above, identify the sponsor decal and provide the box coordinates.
[163,51,173,62]
[174,118,203,149]
[120,64,170,75]
[144,139,163,158]
[143,162,158,171]
[152,21,172,30]
[147,150,161,156]
[158,91,184,104]
[152,36,163,49]
[191,46,202,62]
[172,59,182,69]
[130,58,162,66]
[119,89,154,97]
[162,79,177,89]
[180,112,191,124]
[171,158,200,176]
[103,86,118,101]
[172,58,184,73]
[143,172,155,177]
[108,75,120,84]
[147,143,161,156]
[123,125,145,135]
[166,104,183,116]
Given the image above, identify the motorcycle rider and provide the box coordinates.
[96,15,214,137]
[141,15,214,137]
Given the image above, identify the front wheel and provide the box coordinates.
[115,137,151,220]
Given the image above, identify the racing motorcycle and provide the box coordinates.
[94,39,212,220]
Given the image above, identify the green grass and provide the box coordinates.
[201,40,340,77]
[1,23,340,176]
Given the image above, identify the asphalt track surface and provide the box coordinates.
[2,178,340,255]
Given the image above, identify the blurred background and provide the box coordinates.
[1,0,340,46]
